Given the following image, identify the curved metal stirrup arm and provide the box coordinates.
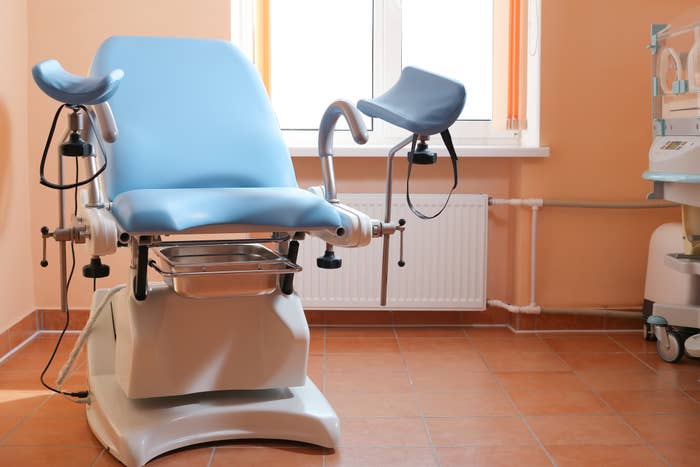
[317,100,368,202]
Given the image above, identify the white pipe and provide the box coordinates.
[541,307,643,318]
[490,198,543,207]
[487,299,541,314]
[489,197,675,209]
[544,199,675,209]
[56,285,125,386]
[530,206,538,305]
[486,196,675,315]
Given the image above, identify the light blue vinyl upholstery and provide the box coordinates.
[88,36,340,232]
[357,66,466,136]
[112,188,341,233]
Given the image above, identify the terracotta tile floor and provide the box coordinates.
[1,328,699,466]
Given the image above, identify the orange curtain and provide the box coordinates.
[254,0,271,95]
[506,0,527,130]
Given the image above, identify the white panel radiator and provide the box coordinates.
[296,193,488,310]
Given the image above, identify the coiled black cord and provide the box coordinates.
[38,151,89,399]
[39,104,108,190]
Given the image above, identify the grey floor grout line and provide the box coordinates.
[0,332,47,447]
[392,326,443,467]
[566,333,672,467]
[89,448,108,467]
[5,326,697,464]
[312,323,642,333]
[0,331,43,365]
[464,327,559,467]
[618,335,700,411]
[207,446,216,467]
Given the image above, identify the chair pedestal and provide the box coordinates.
[85,286,338,466]
[86,374,338,466]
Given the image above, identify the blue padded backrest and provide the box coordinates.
[90,36,297,200]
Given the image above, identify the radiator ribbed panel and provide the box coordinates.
[296,193,488,310]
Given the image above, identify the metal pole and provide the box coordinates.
[380,135,414,306]
[58,131,68,312]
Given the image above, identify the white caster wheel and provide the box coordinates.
[656,331,685,363]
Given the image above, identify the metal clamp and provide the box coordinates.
[39,223,88,267]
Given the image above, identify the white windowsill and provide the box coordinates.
[289,145,550,158]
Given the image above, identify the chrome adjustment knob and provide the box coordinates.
[40,226,51,267]
[397,219,406,267]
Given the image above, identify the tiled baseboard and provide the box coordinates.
[35,306,642,331]
[509,310,642,332]
[0,310,39,360]
[38,308,89,331]
[306,308,509,326]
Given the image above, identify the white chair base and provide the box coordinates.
[86,374,338,466]
[83,286,338,466]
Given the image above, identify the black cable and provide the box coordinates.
[39,157,88,399]
[406,130,459,220]
[39,104,108,191]
[110,302,117,341]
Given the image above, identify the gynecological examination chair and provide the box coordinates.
[31,36,465,466]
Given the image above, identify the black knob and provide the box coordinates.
[40,260,48,268]
[41,226,49,235]
[398,218,406,227]
[398,260,405,267]
[317,250,342,269]
[82,257,110,279]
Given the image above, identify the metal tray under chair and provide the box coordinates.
[149,242,301,298]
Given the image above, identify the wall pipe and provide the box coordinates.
[530,205,538,305]
[489,198,676,209]
[486,197,676,315]
[540,307,643,318]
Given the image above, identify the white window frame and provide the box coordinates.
[231,0,546,157]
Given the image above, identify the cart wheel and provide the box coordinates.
[644,323,657,342]
[656,331,685,363]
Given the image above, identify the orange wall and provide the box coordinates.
[18,0,700,324]
[0,0,35,333]
[27,0,233,309]
[510,0,696,310]
[25,0,514,311]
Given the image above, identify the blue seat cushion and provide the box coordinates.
[357,66,466,136]
[111,188,341,233]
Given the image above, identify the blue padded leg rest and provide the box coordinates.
[357,66,466,136]
[33,59,124,105]
[110,187,341,233]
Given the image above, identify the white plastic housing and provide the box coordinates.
[649,136,700,176]
[307,186,374,247]
[104,283,309,399]
[78,190,118,256]
[86,287,339,465]
[645,222,700,305]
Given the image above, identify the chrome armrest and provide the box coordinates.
[317,100,368,202]
[93,102,119,143]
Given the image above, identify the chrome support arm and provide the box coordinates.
[380,135,414,306]
[317,100,368,202]
[84,103,117,208]
[315,100,369,268]
[94,102,119,143]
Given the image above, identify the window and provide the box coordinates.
[231,0,542,153]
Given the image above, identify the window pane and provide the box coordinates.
[402,0,493,120]
[269,0,373,130]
